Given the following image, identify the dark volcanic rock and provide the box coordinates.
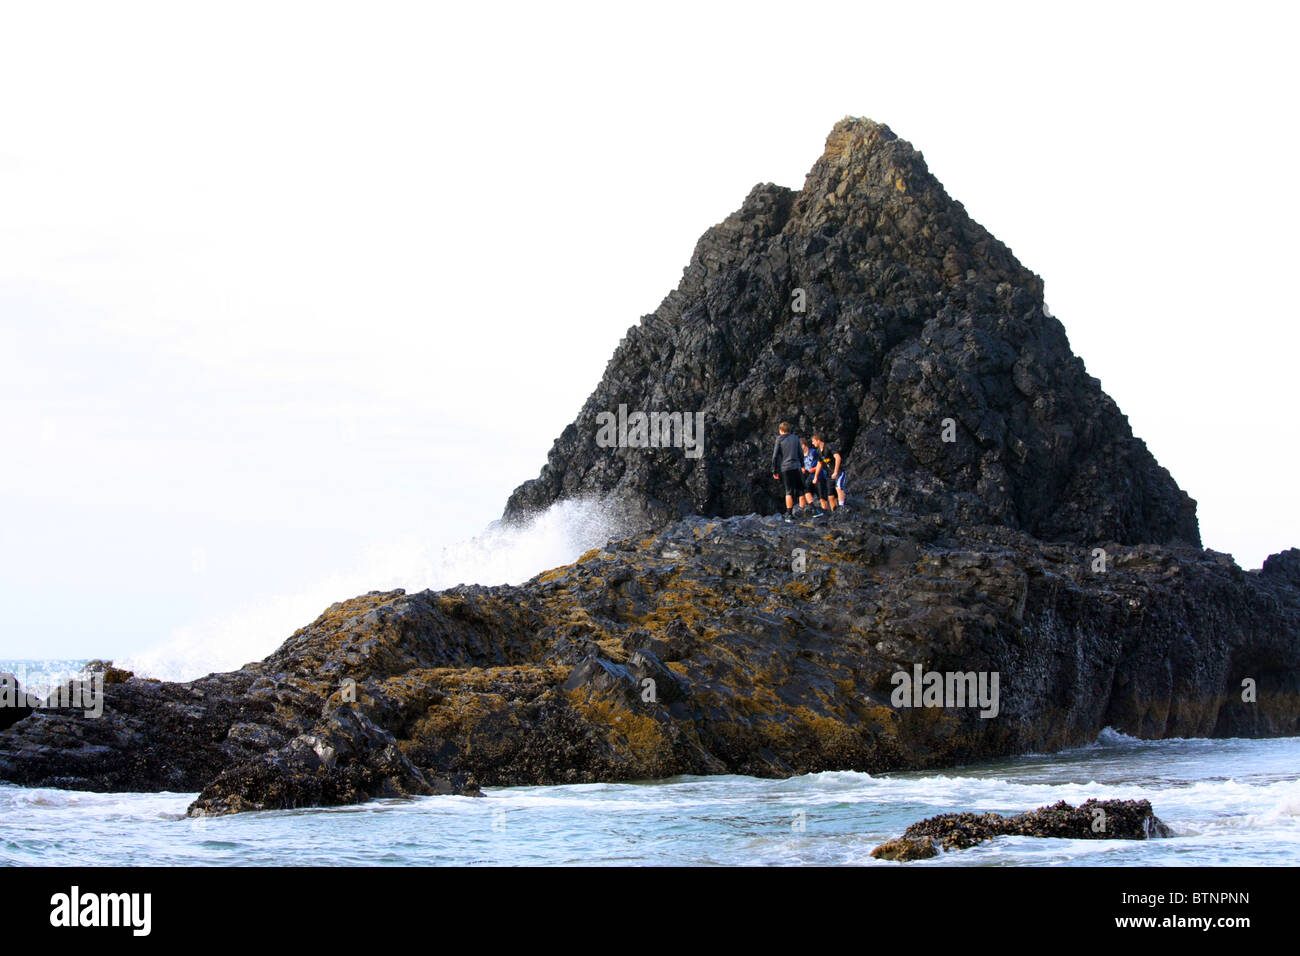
[872,798,1173,859]
[0,120,1293,817]
[0,674,34,732]
[1261,548,1300,590]
[504,117,1199,547]
[2,509,1295,815]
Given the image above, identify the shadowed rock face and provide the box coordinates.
[504,117,1200,547]
[0,675,33,732]
[2,510,1295,815]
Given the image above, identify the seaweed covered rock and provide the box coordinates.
[871,835,937,861]
[872,798,1173,859]
[2,510,1296,815]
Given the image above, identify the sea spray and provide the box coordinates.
[118,497,627,682]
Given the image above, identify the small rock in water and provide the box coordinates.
[872,799,1173,860]
[870,836,937,861]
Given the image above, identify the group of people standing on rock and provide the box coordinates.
[771,421,846,521]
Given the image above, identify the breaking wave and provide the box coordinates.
[117,498,626,683]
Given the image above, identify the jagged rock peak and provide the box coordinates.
[796,116,923,213]
[504,117,1200,548]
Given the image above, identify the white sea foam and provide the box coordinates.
[0,658,92,694]
[1094,726,1145,747]
[117,498,625,683]
[5,737,1298,866]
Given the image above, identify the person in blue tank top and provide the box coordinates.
[799,437,819,513]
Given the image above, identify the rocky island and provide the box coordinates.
[2,118,1297,817]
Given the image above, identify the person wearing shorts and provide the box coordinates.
[811,432,841,512]
[800,438,819,511]
[771,421,804,519]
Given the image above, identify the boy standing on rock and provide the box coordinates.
[834,450,848,509]
[771,421,804,521]
[811,432,842,513]
[800,437,819,513]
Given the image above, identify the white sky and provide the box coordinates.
[2,1,1297,661]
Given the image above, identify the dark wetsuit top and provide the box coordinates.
[772,433,803,473]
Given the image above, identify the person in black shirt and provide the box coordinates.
[771,421,804,519]
[810,432,841,512]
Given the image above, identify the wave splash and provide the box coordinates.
[118,498,626,683]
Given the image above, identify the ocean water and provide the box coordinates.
[2,731,1297,866]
